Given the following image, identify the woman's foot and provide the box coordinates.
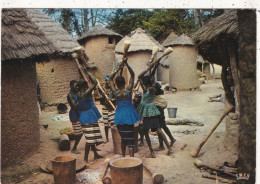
[94,154,104,160]
[154,146,165,151]
[71,149,81,154]
[138,142,144,147]
[146,152,156,158]
[167,148,173,155]
[170,138,176,147]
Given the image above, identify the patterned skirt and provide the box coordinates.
[117,124,135,147]
[72,121,83,135]
[102,106,115,127]
[82,123,103,145]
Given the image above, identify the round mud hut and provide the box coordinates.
[157,32,178,83]
[77,26,122,83]
[167,34,198,90]
[115,28,163,83]
[26,9,82,111]
[1,9,56,167]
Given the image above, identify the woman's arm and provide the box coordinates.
[84,71,98,98]
[109,64,124,93]
[150,62,160,84]
[67,94,79,109]
[126,61,135,92]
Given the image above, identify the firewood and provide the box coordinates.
[166,118,204,126]
[59,134,70,151]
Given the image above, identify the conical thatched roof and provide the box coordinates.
[1,9,55,62]
[192,10,238,65]
[192,10,238,45]
[116,28,163,54]
[162,32,178,47]
[167,34,195,46]
[77,26,122,42]
[115,35,130,53]
[25,9,80,53]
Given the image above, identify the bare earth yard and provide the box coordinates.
[1,79,238,184]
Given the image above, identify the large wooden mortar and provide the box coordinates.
[52,155,76,184]
[109,157,143,184]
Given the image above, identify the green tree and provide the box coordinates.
[107,9,154,36]
[142,9,196,42]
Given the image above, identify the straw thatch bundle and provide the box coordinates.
[1,9,55,62]
[192,10,238,65]
[78,25,122,42]
[162,32,178,47]
[115,28,164,54]
[25,9,81,54]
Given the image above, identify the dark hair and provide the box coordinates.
[70,80,77,87]
[115,76,125,87]
[77,80,88,90]
[154,82,164,95]
[142,76,152,87]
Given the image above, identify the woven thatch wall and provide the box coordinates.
[1,61,39,167]
[36,57,81,111]
[169,46,198,90]
[83,36,117,83]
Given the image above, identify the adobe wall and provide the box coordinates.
[1,61,40,167]
[83,36,116,83]
[127,51,152,83]
[169,46,198,90]
[36,57,81,111]
[157,65,169,83]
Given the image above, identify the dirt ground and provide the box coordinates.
[1,79,238,184]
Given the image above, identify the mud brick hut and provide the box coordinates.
[167,34,198,90]
[1,9,56,167]
[156,32,178,83]
[115,28,163,82]
[192,10,256,182]
[77,26,122,83]
[25,9,82,111]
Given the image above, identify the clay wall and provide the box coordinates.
[1,61,40,167]
[83,36,116,83]
[169,46,198,90]
[36,57,81,111]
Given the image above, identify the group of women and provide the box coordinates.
[67,57,176,163]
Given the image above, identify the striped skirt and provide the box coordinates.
[72,121,83,135]
[102,106,115,127]
[117,124,135,147]
[81,123,103,145]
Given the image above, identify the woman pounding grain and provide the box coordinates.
[138,63,172,158]
[109,58,140,157]
[77,72,103,163]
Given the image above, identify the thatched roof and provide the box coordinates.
[115,28,164,54]
[192,10,238,65]
[167,34,195,46]
[115,35,130,53]
[162,32,178,47]
[77,26,122,42]
[1,9,55,62]
[25,9,80,53]
[192,10,238,45]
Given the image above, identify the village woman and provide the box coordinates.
[67,80,83,154]
[153,82,176,151]
[109,58,140,157]
[138,63,172,158]
[77,72,103,163]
